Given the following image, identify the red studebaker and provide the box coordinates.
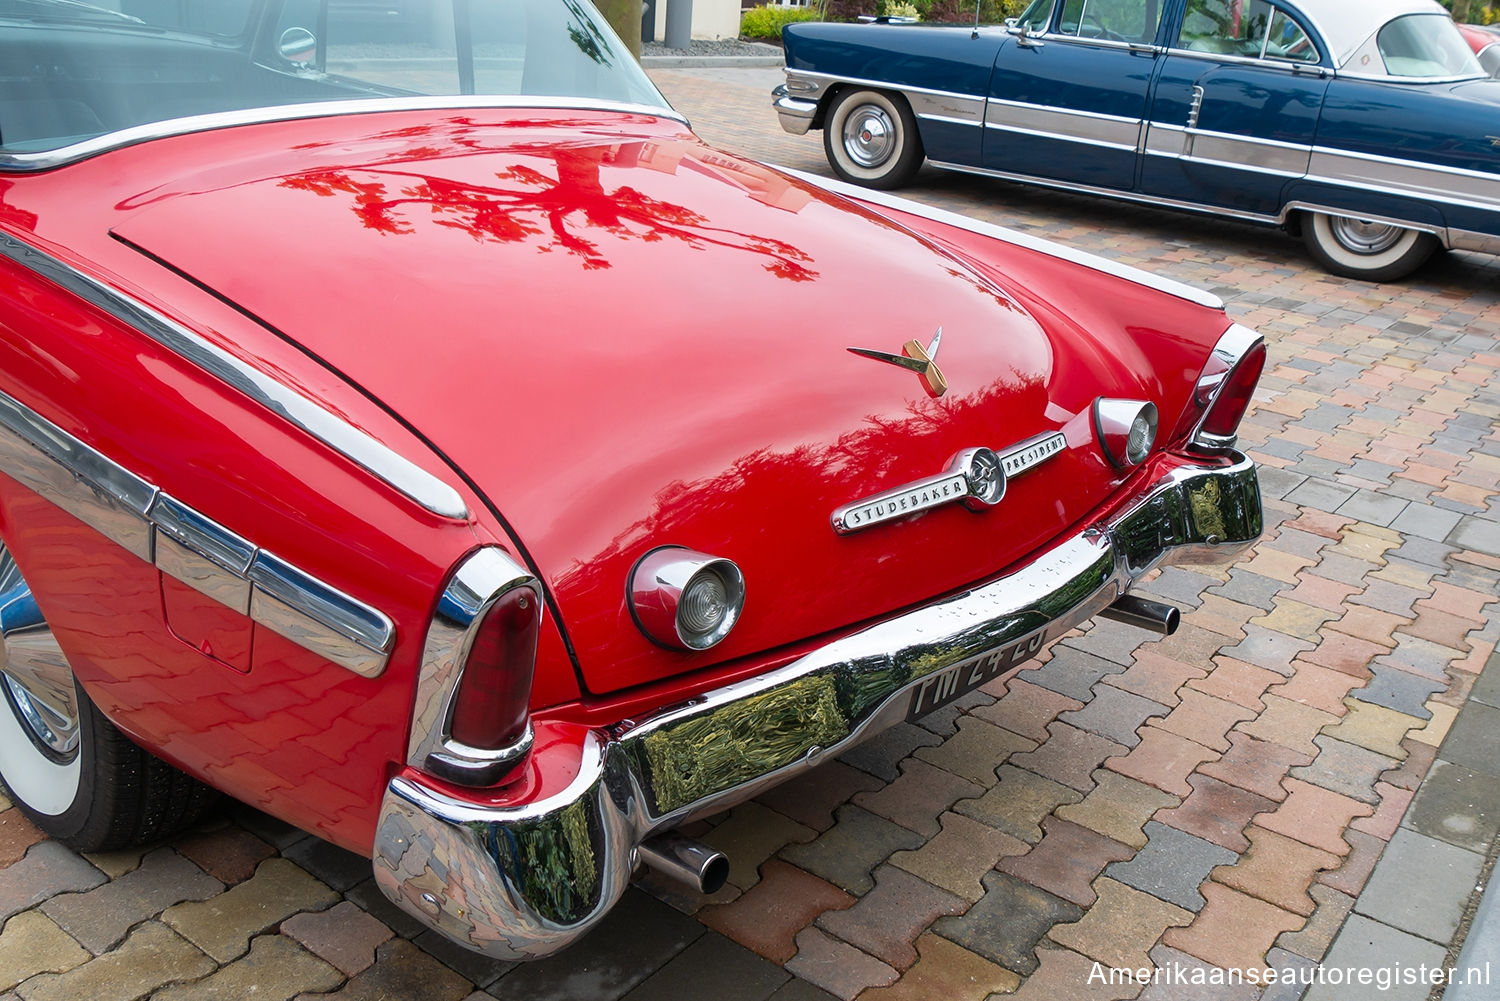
[0,0,1263,959]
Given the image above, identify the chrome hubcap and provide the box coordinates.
[1330,216,1404,255]
[0,547,78,762]
[842,105,895,168]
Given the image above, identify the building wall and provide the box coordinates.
[649,0,743,41]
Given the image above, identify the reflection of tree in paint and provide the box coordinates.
[278,141,818,279]
[563,0,614,67]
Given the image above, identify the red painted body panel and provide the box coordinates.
[0,217,581,852]
[22,108,1231,698]
[0,105,1231,850]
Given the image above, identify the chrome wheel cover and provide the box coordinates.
[0,547,79,762]
[1329,216,1404,255]
[841,104,896,168]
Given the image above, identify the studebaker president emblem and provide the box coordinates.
[849,327,948,398]
[832,431,1067,534]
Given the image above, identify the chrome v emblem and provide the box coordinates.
[848,328,948,398]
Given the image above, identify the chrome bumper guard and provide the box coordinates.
[773,85,818,135]
[374,452,1261,959]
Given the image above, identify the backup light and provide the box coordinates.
[1093,398,1159,471]
[630,548,746,651]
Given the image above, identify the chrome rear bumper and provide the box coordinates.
[374,451,1262,959]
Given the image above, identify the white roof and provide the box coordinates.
[1292,0,1450,67]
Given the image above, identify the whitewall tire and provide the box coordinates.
[0,541,215,851]
[1303,211,1438,281]
[823,88,925,190]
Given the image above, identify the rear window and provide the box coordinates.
[1375,13,1482,77]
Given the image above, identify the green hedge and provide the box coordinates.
[740,4,818,37]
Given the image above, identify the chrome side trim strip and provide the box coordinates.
[150,494,255,613]
[984,97,1142,153]
[0,387,395,677]
[374,452,1264,959]
[408,547,538,784]
[1448,228,1500,254]
[779,167,1226,310]
[783,69,983,105]
[1316,142,1500,185]
[0,96,687,172]
[983,120,1138,153]
[1142,147,1305,179]
[926,157,1280,224]
[987,95,1141,127]
[916,113,986,130]
[0,233,469,520]
[1143,123,1311,177]
[249,552,395,677]
[1306,148,1500,213]
[0,391,157,561]
[1300,172,1500,218]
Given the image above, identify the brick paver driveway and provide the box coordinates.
[0,64,1497,1001]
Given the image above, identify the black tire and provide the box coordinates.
[822,88,924,190]
[1302,210,1439,282]
[0,546,216,852]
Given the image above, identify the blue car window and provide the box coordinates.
[1013,0,1055,32]
[1264,8,1316,62]
[1057,0,1161,43]
[1376,13,1483,77]
[1179,0,1272,57]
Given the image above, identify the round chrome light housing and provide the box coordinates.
[630,548,746,651]
[1093,398,1159,471]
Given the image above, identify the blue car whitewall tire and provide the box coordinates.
[1301,211,1440,282]
[824,88,925,189]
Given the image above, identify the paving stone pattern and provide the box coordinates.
[0,64,1497,1000]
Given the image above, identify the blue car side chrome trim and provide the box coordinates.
[0,232,469,521]
[373,450,1264,959]
[780,167,1226,310]
[0,386,395,678]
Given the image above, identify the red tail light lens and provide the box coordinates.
[448,585,540,751]
[1171,324,1265,450]
[1198,340,1266,444]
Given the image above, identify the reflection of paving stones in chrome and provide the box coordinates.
[1,64,1498,1000]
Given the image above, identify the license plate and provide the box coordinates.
[907,627,1050,721]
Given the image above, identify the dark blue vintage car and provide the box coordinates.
[775,0,1500,280]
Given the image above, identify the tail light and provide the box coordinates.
[1173,324,1266,450]
[408,548,540,786]
[447,584,540,752]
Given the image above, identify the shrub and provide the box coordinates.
[741,4,818,37]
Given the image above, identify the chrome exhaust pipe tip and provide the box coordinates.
[638,833,729,894]
[1098,594,1180,636]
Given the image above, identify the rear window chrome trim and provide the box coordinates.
[0,96,688,173]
